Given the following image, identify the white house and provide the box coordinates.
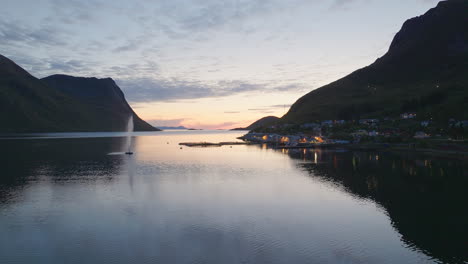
[401,113,417,119]
[414,131,430,139]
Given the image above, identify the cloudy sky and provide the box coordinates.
[1,0,440,129]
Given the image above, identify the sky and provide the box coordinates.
[0,0,441,129]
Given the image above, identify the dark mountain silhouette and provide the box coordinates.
[232,116,280,130]
[42,74,157,132]
[0,54,158,132]
[283,0,468,123]
[286,150,468,264]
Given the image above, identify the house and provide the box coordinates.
[269,134,281,143]
[359,119,379,125]
[401,113,417,119]
[334,120,346,125]
[414,131,430,139]
[329,139,350,144]
[277,135,302,145]
[321,120,334,127]
[454,120,468,128]
[313,136,325,143]
[301,123,320,129]
[351,130,368,137]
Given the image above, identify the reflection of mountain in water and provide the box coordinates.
[283,149,467,264]
[0,137,130,203]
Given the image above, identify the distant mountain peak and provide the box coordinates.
[387,0,467,57]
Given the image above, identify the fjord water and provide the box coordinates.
[0,131,466,264]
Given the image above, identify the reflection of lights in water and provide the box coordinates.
[424,160,432,168]
[367,177,378,191]
[376,155,379,161]
[314,152,318,164]
[262,144,267,150]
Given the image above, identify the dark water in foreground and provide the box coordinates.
[0,131,466,264]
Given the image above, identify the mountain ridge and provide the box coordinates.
[0,55,158,133]
[282,0,468,123]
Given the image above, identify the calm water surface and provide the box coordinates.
[0,130,466,264]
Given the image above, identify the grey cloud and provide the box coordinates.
[1,54,97,77]
[102,61,160,78]
[112,33,156,53]
[129,0,312,40]
[46,59,94,73]
[269,104,293,108]
[247,108,274,114]
[224,111,240,114]
[48,0,105,24]
[248,109,275,114]
[0,19,67,47]
[246,103,292,114]
[113,42,140,53]
[117,77,302,103]
[146,118,186,127]
[330,0,367,10]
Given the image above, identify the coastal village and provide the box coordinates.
[239,113,468,152]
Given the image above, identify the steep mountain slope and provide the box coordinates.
[283,0,468,123]
[0,54,157,132]
[0,55,87,132]
[42,75,157,132]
